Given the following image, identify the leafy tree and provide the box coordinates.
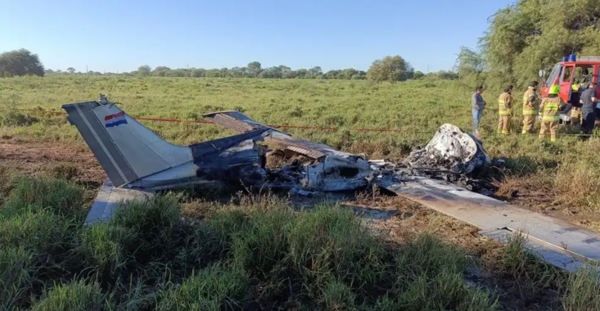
[296,69,309,79]
[190,68,205,78]
[455,47,484,78]
[205,69,221,78]
[229,67,245,78]
[283,69,299,79]
[137,65,151,77]
[413,71,425,79]
[340,68,358,80]
[325,70,341,79]
[247,61,262,77]
[436,70,459,80]
[366,55,414,82]
[480,0,600,87]
[66,67,76,74]
[309,66,323,78]
[152,66,170,77]
[0,49,45,77]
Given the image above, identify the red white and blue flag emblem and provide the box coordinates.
[104,111,128,128]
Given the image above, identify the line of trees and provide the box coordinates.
[1,48,459,82]
[44,58,458,82]
[0,47,467,84]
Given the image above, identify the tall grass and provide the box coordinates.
[0,175,505,310]
[3,76,600,217]
[157,264,251,311]
[31,280,113,311]
[1,174,599,309]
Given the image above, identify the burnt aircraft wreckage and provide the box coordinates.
[62,97,600,274]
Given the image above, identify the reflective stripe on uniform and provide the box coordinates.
[544,104,559,111]
[543,116,560,121]
[523,109,535,115]
[499,110,512,116]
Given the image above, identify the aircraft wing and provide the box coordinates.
[375,175,600,272]
[203,111,357,161]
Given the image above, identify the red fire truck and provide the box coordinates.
[540,55,600,102]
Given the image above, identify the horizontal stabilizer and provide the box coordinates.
[85,178,154,225]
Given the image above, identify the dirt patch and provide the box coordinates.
[0,139,105,184]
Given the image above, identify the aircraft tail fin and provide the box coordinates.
[62,101,192,187]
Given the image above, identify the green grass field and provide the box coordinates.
[2,76,600,219]
[2,76,600,310]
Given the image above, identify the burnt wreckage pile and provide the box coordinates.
[61,96,494,223]
[201,112,492,193]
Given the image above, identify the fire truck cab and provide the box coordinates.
[540,55,600,103]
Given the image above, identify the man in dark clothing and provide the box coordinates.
[580,82,598,136]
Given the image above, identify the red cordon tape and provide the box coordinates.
[16,108,409,133]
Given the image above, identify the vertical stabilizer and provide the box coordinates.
[62,101,193,187]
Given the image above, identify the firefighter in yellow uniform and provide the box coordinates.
[539,85,568,142]
[498,85,514,135]
[522,82,539,134]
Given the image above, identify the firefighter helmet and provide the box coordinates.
[549,84,560,95]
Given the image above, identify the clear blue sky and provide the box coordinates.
[0,0,515,73]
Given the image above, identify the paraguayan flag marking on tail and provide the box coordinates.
[104,111,128,128]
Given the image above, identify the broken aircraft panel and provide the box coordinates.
[203,110,374,191]
[203,110,361,162]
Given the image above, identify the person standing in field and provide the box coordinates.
[580,81,598,137]
[471,85,486,138]
[498,85,514,135]
[522,81,539,134]
[539,85,568,142]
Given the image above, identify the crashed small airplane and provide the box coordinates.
[63,96,600,273]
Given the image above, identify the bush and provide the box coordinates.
[0,209,77,254]
[391,234,497,310]
[561,267,600,311]
[287,206,388,300]
[0,110,39,127]
[81,222,133,282]
[82,194,224,287]
[2,177,84,219]
[157,264,251,311]
[230,209,294,299]
[0,247,36,310]
[31,280,113,311]
[110,195,181,265]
